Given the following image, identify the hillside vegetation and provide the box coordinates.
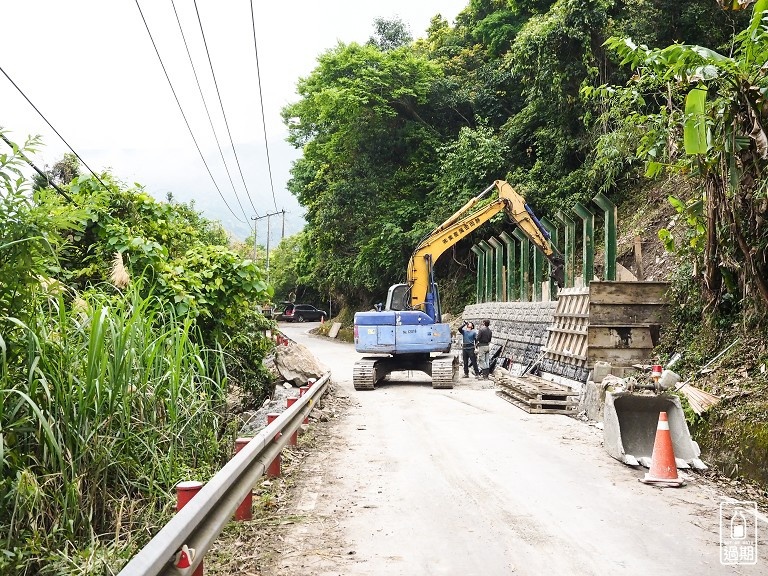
[2,1,767,573]
[275,0,767,484]
[0,134,276,573]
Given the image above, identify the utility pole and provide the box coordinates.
[252,210,284,283]
[266,215,271,282]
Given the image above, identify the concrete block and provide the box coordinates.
[580,380,606,422]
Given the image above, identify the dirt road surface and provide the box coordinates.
[268,322,767,576]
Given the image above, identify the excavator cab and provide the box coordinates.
[385,284,410,311]
[385,279,442,323]
[385,281,442,323]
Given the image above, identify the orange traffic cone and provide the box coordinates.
[639,411,685,487]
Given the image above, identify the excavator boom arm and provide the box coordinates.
[407,180,564,309]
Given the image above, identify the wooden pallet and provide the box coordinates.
[496,374,578,415]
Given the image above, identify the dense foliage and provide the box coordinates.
[278,0,758,319]
[275,0,767,489]
[3,1,767,570]
[0,133,274,573]
[605,0,768,322]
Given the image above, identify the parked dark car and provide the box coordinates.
[278,303,328,323]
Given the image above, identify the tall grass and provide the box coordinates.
[0,286,230,574]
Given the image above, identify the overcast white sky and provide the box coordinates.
[1,1,468,241]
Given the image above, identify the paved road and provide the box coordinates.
[272,322,767,576]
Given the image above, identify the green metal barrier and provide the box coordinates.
[479,240,493,303]
[593,193,617,281]
[499,231,517,302]
[472,196,618,303]
[471,244,485,303]
[511,228,530,302]
[541,216,559,301]
[573,202,595,286]
[555,210,576,288]
[488,236,504,302]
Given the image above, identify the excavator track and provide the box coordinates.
[353,358,378,391]
[431,355,457,389]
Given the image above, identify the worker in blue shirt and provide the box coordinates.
[459,321,480,378]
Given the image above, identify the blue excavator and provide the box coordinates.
[353,180,565,390]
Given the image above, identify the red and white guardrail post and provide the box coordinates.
[175,481,204,575]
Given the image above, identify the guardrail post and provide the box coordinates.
[175,481,204,576]
[234,439,253,521]
[286,398,299,445]
[471,244,485,303]
[266,413,281,478]
[499,231,517,301]
[511,228,530,302]
[488,236,504,302]
[592,192,617,281]
[573,202,595,286]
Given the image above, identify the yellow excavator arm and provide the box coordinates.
[407,180,564,310]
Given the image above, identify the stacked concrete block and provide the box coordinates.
[463,282,666,387]
[462,301,557,368]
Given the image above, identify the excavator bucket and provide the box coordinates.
[603,392,707,470]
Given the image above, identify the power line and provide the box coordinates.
[250,0,280,212]
[193,0,261,218]
[134,0,246,224]
[0,131,72,202]
[0,64,115,196]
[170,0,259,219]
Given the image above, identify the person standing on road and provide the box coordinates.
[477,319,493,379]
[458,321,480,378]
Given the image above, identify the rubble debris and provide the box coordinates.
[274,339,329,386]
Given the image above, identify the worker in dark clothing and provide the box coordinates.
[477,319,493,379]
[458,321,480,378]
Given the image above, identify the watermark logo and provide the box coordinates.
[720,501,758,565]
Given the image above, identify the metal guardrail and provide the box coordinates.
[117,371,331,575]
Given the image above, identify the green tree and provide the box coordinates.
[606,0,768,317]
[283,41,444,306]
[31,152,81,190]
[368,17,413,51]
[433,123,509,210]
[608,0,750,53]
[0,133,84,325]
[268,233,303,302]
